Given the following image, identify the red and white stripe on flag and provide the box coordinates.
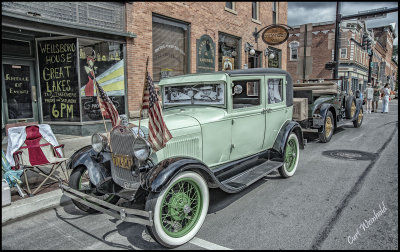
[148,101,172,151]
[96,82,121,127]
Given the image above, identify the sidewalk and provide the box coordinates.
[2,133,91,224]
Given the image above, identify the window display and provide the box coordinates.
[79,39,125,121]
[218,33,240,71]
[37,38,80,122]
[3,64,33,119]
[153,16,188,82]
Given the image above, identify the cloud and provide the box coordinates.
[288,2,398,45]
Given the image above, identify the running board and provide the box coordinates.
[220,160,283,191]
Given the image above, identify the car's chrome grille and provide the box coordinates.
[110,126,140,189]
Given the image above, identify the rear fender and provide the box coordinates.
[272,121,304,162]
[69,146,110,186]
[147,157,217,193]
[319,103,337,128]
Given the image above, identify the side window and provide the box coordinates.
[232,80,260,109]
[268,78,283,104]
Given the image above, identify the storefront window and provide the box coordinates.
[268,47,281,68]
[78,39,126,121]
[37,38,80,122]
[152,16,189,82]
[219,33,241,71]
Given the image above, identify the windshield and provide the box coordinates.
[163,82,225,106]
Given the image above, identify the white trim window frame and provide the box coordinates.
[340,48,347,59]
[272,2,278,24]
[251,2,260,22]
[225,2,237,14]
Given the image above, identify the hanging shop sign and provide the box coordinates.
[37,38,79,122]
[261,25,290,45]
[196,34,216,73]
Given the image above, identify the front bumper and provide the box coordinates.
[59,181,153,226]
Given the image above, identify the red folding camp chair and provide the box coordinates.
[12,125,69,196]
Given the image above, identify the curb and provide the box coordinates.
[2,188,69,224]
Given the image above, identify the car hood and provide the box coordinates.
[163,106,227,125]
[131,112,201,138]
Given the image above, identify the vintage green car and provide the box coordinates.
[61,68,305,248]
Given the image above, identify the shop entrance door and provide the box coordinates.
[2,59,39,125]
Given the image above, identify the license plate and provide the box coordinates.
[313,118,324,126]
[112,153,133,169]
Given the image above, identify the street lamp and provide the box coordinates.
[265,47,275,59]
[245,42,255,55]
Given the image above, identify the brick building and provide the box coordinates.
[125,2,288,118]
[287,20,397,94]
[2,2,288,135]
[369,24,397,90]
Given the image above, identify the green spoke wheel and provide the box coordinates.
[279,133,300,178]
[145,170,209,248]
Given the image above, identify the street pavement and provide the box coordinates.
[1,100,398,250]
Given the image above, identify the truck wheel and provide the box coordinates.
[145,171,209,248]
[353,107,363,128]
[68,165,119,213]
[279,133,300,178]
[318,111,334,143]
[345,96,356,119]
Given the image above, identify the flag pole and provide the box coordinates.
[138,56,149,132]
[95,81,108,133]
[94,79,114,152]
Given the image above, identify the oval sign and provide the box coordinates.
[261,25,289,45]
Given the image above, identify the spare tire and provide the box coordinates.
[345,96,356,119]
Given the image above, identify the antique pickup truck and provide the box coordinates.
[291,80,364,143]
[60,68,305,248]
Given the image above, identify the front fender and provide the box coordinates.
[68,146,110,186]
[147,157,216,193]
[272,120,304,162]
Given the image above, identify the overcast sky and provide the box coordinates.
[288,2,398,45]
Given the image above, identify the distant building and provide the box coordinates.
[287,20,397,94]
[368,24,397,90]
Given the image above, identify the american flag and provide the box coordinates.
[142,72,172,151]
[95,81,121,127]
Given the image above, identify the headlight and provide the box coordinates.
[133,136,151,161]
[92,133,107,153]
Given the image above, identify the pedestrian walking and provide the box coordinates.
[372,85,380,112]
[381,84,390,113]
[364,83,374,113]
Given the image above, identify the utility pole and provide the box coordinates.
[368,53,373,83]
[332,2,341,80]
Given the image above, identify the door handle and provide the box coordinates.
[263,108,272,113]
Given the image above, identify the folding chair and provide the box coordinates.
[11,125,69,196]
